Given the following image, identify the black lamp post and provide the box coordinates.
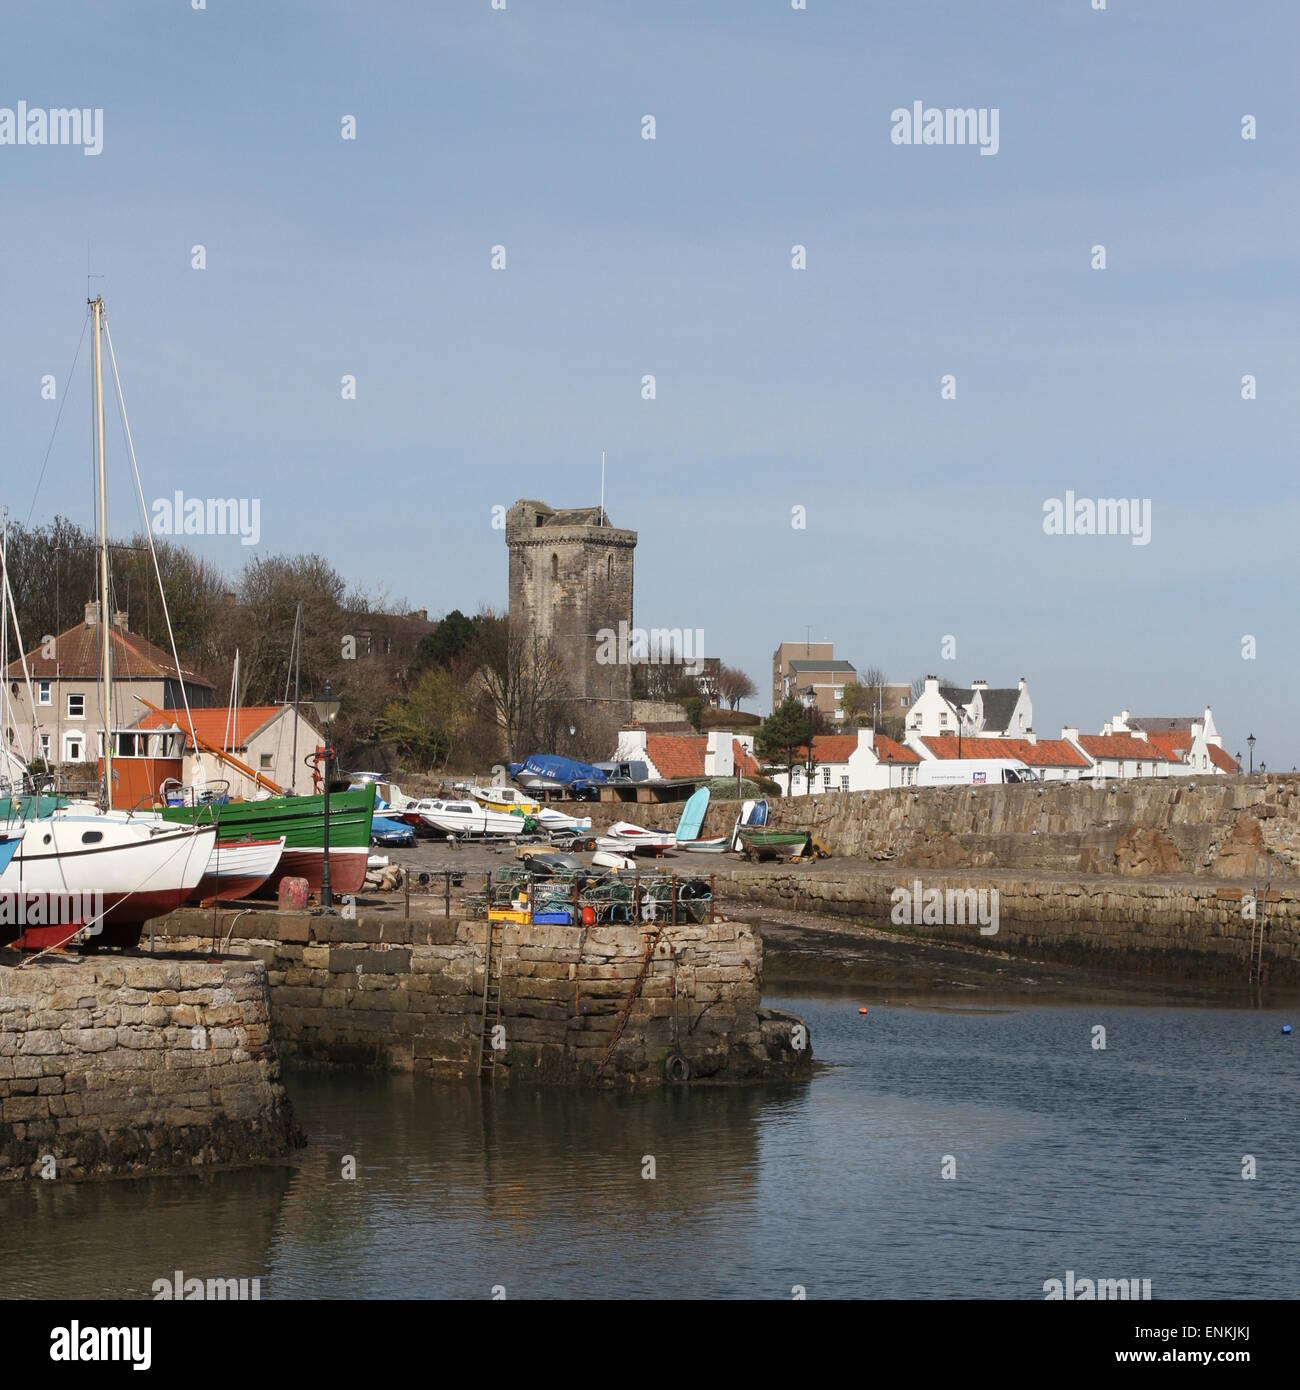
[1247,733,1256,775]
[312,680,342,909]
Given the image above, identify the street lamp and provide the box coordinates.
[312,680,342,909]
[1247,733,1256,775]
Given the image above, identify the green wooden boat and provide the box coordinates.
[161,785,376,895]
[736,827,815,861]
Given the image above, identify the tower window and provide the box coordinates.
[551,553,559,580]
[607,555,612,581]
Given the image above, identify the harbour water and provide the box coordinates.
[3,994,1295,1300]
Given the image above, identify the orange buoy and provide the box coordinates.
[858,1007,868,1015]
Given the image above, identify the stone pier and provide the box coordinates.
[0,956,301,1181]
[145,910,812,1087]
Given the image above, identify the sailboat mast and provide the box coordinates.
[91,296,112,808]
[290,601,301,795]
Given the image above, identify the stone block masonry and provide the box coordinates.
[0,957,301,1181]
[148,910,812,1087]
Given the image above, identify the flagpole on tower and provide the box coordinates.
[600,450,606,524]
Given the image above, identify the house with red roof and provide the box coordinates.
[1056,707,1240,781]
[914,733,1091,782]
[769,728,921,797]
[4,601,213,768]
[615,727,759,783]
[131,702,324,798]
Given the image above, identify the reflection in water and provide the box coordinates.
[2,997,1295,1299]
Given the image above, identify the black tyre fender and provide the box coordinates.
[664,1052,691,1084]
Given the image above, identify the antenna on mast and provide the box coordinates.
[600,450,606,524]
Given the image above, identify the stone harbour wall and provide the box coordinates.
[147,910,812,1088]
[0,957,301,1181]
[588,774,1300,880]
[717,866,1300,982]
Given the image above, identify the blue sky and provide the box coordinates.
[2,0,1296,764]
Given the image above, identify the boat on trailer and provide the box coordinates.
[466,784,541,816]
[418,799,529,839]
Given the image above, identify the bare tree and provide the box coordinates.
[474,609,572,761]
[717,664,757,711]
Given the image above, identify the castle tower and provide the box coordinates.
[506,499,636,710]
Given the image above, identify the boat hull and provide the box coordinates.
[263,845,369,897]
[0,820,216,951]
[194,837,285,903]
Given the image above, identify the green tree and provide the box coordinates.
[755,697,814,786]
[411,609,479,676]
[378,667,469,770]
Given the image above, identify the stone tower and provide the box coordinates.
[506,499,637,710]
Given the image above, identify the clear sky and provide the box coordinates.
[3,1,1296,765]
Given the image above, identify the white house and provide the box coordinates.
[912,733,1091,782]
[1073,707,1239,780]
[905,675,1032,740]
[768,729,921,797]
[615,728,758,781]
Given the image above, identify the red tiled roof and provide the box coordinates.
[1077,733,1168,761]
[645,734,706,780]
[732,739,761,778]
[1143,731,1193,764]
[923,735,1088,768]
[6,617,212,686]
[134,705,285,751]
[873,735,922,764]
[1208,744,1240,773]
[777,733,921,766]
[807,735,859,764]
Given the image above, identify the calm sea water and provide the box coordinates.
[3,995,1295,1300]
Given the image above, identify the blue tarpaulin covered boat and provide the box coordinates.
[509,755,609,795]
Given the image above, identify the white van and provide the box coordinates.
[915,758,1041,787]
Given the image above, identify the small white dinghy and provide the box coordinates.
[592,849,637,871]
[595,821,677,856]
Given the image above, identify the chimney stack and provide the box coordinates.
[84,600,100,627]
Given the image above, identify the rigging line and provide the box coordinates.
[102,319,200,762]
[25,311,91,526]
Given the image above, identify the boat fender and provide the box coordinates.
[664,1052,691,1084]
[1284,1024,1293,1035]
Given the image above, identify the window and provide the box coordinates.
[37,680,51,706]
[260,754,273,770]
[840,775,849,791]
[792,767,802,784]
[38,734,50,759]
[823,767,832,787]
[63,733,83,762]
[939,712,948,727]
[81,831,103,844]
[67,692,85,719]
[551,553,559,580]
